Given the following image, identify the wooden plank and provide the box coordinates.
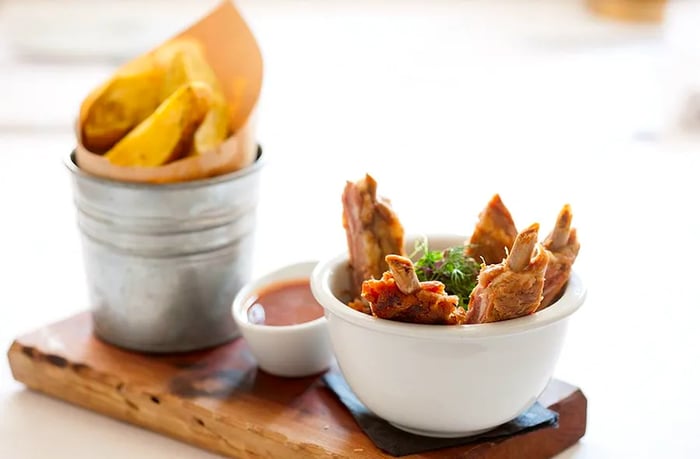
[7,312,586,458]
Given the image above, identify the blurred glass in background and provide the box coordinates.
[0,0,219,63]
[587,0,667,23]
[0,0,698,140]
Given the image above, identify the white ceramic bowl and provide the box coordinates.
[310,235,586,437]
[232,261,333,378]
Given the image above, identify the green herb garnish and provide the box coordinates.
[410,237,481,309]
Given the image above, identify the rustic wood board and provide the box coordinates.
[7,312,587,458]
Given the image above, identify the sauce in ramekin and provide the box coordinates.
[246,279,324,326]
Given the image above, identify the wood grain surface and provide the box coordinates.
[7,312,587,458]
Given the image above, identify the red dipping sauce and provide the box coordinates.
[246,278,324,326]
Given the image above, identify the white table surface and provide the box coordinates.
[1,1,699,457]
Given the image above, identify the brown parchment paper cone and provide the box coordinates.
[76,1,263,184]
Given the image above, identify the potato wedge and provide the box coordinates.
[156,38,230,155]
[157,39,221,96]
[80,55,165,153]
[104,82,213,167]
[191,99,230,155]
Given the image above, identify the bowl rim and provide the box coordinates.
[310,234,586,341]
[232,260,327,334]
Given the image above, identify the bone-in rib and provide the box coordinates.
[342,174,405,298]
[465,194,518,265]
[539,204,580,309]
[465,223,548,324]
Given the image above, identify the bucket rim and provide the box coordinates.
[65,145,264,190]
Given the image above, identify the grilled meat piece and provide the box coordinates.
[539,204,580,309]
[465,194,518,265]
[361,255,466,325]
[465,223,548,324]
[342,174,405,299]
[385,254,421,294]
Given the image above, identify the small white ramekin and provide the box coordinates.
[232,261,333,378]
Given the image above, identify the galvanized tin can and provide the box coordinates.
[65,148,263,352]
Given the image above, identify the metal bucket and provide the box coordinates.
[66,147,264,352]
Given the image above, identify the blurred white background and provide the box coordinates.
[1,0,699,458]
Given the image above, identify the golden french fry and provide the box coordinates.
[104,82,213,167]
[80,56,165,153]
